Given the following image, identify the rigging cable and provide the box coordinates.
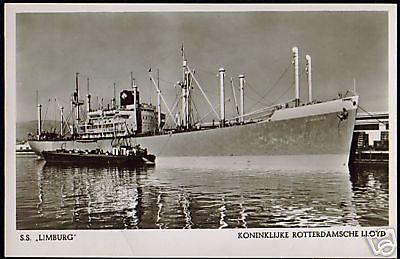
[247,61,292,111]
[357,105,387,125]
[163,91,181,128]
[271,65,307,105]
[243,90,270,106]
[62,106,74,135]
[257,62,291,102]
[54,98,57,129]
[41,98,51,131]
[194,67,218,76]
[192,75,219,96]
[191,96,203,125]
[243,80,267,101]
[270,83,293,105]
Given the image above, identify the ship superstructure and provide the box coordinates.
[68,71,165,140]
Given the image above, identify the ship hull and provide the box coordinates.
[42,151,146,166]
[29,97,358,170]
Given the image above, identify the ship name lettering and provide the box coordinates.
[37,233,76,241]
[309,115,326,122]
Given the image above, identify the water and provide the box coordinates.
[16,156,388,229]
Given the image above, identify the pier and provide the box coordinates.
[349,112,389,167]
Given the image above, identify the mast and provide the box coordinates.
[292,47,300,107]
[305,54,312,103]
[219,67,225,127]
[148,69,178,128]
[60,106,64,136]
[179,44,220,126]
[187,66,220,120]
[181,77,187,128]
[36,90,42,140]
[112,82,116,109]
[74,72,80,122]
[72,72,85,136]
[186,70,190,129]
[239,74,245,123]
[157,69,161,129]
[131,72,138,132]
[181,44,188,128]
[86,77,91,112]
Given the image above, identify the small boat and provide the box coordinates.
[16,141,36,156]
[41,144,156,166]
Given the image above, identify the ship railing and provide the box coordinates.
[230,101,290,122]
[81,132,127,138]
[84,127,125,133]
[195,121,223,128]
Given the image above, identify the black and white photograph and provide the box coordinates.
[5,4,397,258]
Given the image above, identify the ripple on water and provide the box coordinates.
[15,157,389,229]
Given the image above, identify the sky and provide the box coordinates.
[16,11,389,123]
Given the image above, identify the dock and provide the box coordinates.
[349,112,389,166]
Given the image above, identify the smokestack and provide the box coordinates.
[239,74,245,123]
[292,47,300,107]
[305,55,312,103]
[219,67,225,126]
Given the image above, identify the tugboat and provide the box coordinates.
[42,143,156,166]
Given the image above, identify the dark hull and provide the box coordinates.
[42,151,155,166]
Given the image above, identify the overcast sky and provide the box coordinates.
[16,11,388,123]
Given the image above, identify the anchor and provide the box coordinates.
[337,107,349,121]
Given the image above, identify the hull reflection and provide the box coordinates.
[24,161,361,229]
[17,156,388,229]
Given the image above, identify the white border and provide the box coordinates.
[5,4,397,257]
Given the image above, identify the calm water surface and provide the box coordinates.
[16,156,388,229]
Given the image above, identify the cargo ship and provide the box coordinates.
[28,46,359,170]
